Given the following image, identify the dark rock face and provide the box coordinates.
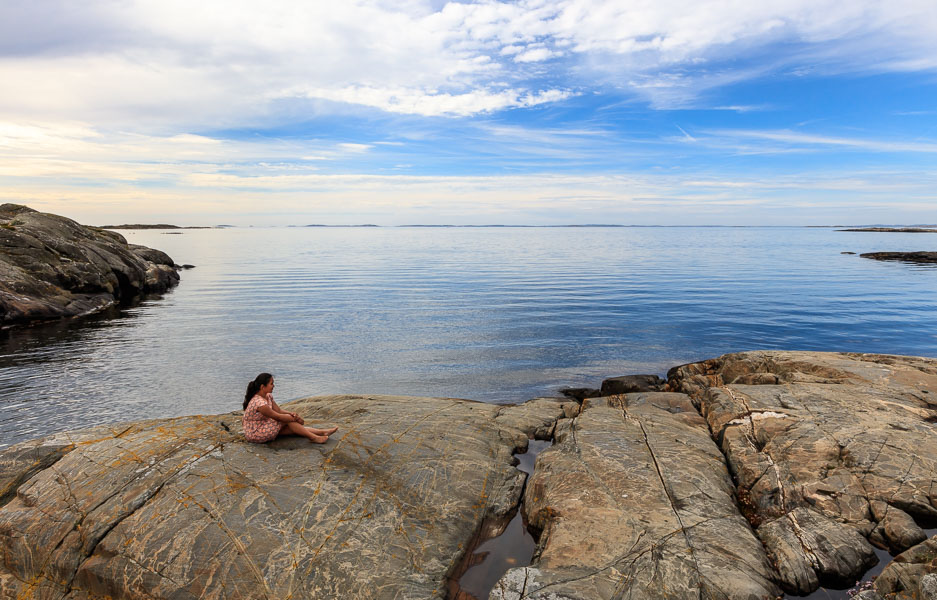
[558,387,601,401]
[860,251,937,265]
[669,351,937,595]
[839,228,937,233]
[0,204,180,327]
[600,373,665,395]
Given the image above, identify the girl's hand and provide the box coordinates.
[291,412,304,425]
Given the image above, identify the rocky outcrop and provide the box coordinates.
[872,537,937,599]
[668,351,937,594]
[559,374,667,402]
[0,394,570,600]
[491,392,781,600]
[0,204,180,327]
[3,352,937,599]
[860,251,937,265]
[599,374,665,395]
[838,228,937,233]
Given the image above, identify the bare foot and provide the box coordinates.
[323,426,338,436]
[309,434,328,444]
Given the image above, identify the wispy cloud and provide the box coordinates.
[709,129,937,153]
[711,104,774,113]
[3,124,934,226]
[674,125,697,142]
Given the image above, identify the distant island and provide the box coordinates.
[397,224,632,228]
[837,227,937,233]
[99,224,214,230]
[302,224,380,228]
[860,251,937,265]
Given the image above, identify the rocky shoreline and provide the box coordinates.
[1,351,936,599]
[860,252,937,265]
[838,228,937,233]
[0,204,183,328]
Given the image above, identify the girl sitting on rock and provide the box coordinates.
[242,373,338,444]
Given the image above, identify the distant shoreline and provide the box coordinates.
[837,227,937,233]
[98,224,219,230]
[96,223,937,230]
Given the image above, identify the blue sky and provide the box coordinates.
[1,0,936,225]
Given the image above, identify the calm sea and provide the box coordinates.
[1,226,935,449]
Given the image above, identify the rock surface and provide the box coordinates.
[838,228,937,233]
[492,392,781,600]
[0,204,180,327]
[599,374,665,395]
[4,351,937,600]
[0,394,565,600]
[669,351,937,594]
[875,537,937,599]
[860,251,937,265]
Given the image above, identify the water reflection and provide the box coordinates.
[0,299,160,446]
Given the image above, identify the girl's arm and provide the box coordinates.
[269,396,304,424]
[257,404,295,422]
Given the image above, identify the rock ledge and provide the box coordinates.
[0,204,181,327]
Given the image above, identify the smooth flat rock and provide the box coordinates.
[491,392,780,600]
[0,204,180,327]
[0,395,564,600]
[669,351,937,594]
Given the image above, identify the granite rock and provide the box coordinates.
[599,374,665,395]
[0,394,565,600]
[495,398,580,442]
[875,537,937,600]
[493,392,781,599]
[558,387,601,401]
[860,252,937,265]
[0,204,180,327]
[5,351,937,599]
[669,350,937,593]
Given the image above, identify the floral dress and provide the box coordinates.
[243,394,284,443]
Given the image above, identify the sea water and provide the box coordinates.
[1,226,935,449]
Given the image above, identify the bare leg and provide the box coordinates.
[309,426,339,436]
[282,421,327,443]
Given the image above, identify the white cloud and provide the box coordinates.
[1,0,935,127]
[292,85,573,117]
[513,47,559,63]
[337,143,373,153]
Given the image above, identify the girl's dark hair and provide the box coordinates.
[244,373,273,409]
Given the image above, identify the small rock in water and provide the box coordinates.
[599,373,665,395]
[558,387,600,401]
